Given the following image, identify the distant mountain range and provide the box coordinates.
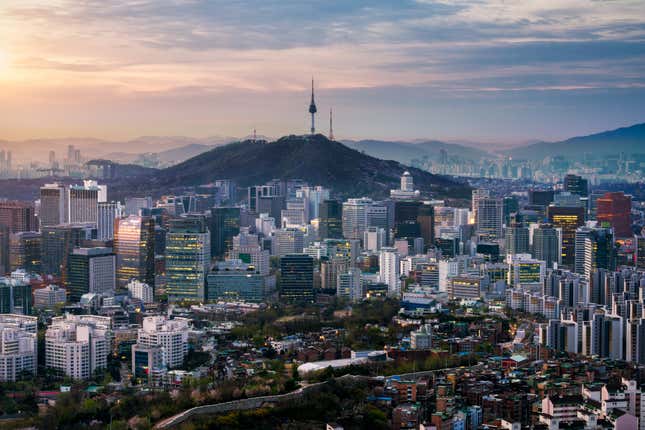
[506,123,645,160]
[343,139,492,164]
[113,134,470,201]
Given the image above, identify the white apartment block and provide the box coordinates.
[136,316,189,369]
[0,314,38,381]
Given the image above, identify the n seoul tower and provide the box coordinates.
[309,78,317,134]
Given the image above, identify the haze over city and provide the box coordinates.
[1,0,645,143]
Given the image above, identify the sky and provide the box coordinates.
[0,0,644,144]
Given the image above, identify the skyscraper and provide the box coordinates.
[97,201,122,241]
[0,225,9,275]
[165,216,211,302]
[114,215,155,288]
[280,254,314,302]
[564,174,589,197]
[67,247,116,301]
[319,199,343,240]
[471,189,491,223]
[342,198,372,241]
[272,228,305,256]
[210,207,240,258]
[476,197,503,241]
[583,228,616,281]
[547,206,585,268]
[39,183,68,227]
[596,191,632,238]
[379,247,400,297]
[9,232,42,273]
[68,180,107,225]
[505,225,530,256]
[532,224,560,268]
[41,224,94,277]
[0,201,37,233]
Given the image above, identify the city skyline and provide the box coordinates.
[1,0,644,143]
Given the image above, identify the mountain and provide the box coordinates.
[116,134,470,200]
[507,123,645,160]
[343,139,491,164]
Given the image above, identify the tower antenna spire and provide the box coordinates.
[329,108,334,141]
[308,77,317,135]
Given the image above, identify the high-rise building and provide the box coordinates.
[126,280,154,304]
[273,228,304,256]
[97,201,122,241]
[230,228,270,276]
[67,247,116,301]
[596,192,632,238]
[0,225,8,275]
[0,315,37,381]
[281,198,308,227]
[206,260,274,303]
[45,314,110,380]
[0,279,33,315]
[547,206,585,268]
[337,270,362,302]
[528,190,555,207]
[33,285,67,308]
[280,254,314,302]
[68,180,106,225]
[41,224,95,277]
[417,203,435,250]
[637,236,645,269]
[448,276,482,300]
[9,232,42,273]
[532,224,561,268]
[319,199,343,240]
[505,225,530,256]
[471,189,491,223]
[39,183,68,227]
[297,186,330,222]
[564,174,589,197]
[135,316,189,369]
[583,228,616,281]
[342,198,372,241]
[476,197,503,241]
[114,216,155,288]
[364,226,386,252]
[393,200,422,239]
[209,207,240,259]
[165,216,210,302]
[0,201,37,233]
[379,247,400,297]
[124,197,152,216]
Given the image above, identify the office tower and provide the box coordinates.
[255,213,276,237]
[393,200,422,239]
[528,190,555,207]
[45,314,110,380]
[532,224,561,268]
[596,192,632,238]
[124,196,152,216]
[33,285,67,308]
[379,247,400,297]
[637,236,645,269]
[207,260,273,303]
[476,197,503,241]
[273,228,305,256]
[337,270,362,302]
[280,254,314,302]
[0,279,32,315]
[136,316,189,369]
[39,183,68,227]
[97,201,121,241]
[364,226,386,252]
[574,227,593,275]
[41,224,94,277]
[0,315,38,381]
[505,225,530,256]
[114,215,155,288]
[210,207,240,258]
[67,247,116,301]
[165,216,211,302]
[281,198,308,227]
[447,276,482,300]
[248,183,285,219]
[68,180,106,224]
[0,225,8,275]
[547,206,585,268]
[507,254,545,288]
[126,280,154,304]
[297,186,330,221]
[318,199,343,240]
[321,253,351,291]
[230,228,270,276]
[9,232,42,273]
[417,203,435,250]
[553,192,584,208]
[564,174,589,197]
[342,198,372,241]
[0,201,37,233]
[583,228,616,281]
[471,189,490,222]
